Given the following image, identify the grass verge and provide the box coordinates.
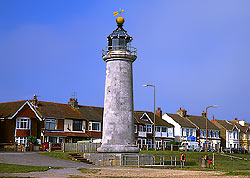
[0,163,49,173]
[39,150,73,161]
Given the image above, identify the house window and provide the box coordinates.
[146,139,152,149]
[168,128,173,137]
[243,133,246,140]
[247,133,249,140]
[216,131,219,138]
[186,129,189,137]
[233,132,236,139]
[212,130,215,138]
[156,126,161,132]
[89,122,101,131]
[208,130,211,137]
[15,137,28,145]
[134,125,137,133]
[46,119,56,130]
[190,129,193,136]
[73,120,82,131]
[200,129,203,137]
[139,125,143,132]
[16,118,30,129]
[145,124,152,133]
[204,130,206,137]
[162,127,167,132]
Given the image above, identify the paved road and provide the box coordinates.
[0,152,96,168]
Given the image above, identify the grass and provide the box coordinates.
[0,162,49,173]
[140,150,250,175]
[39,150,73,161]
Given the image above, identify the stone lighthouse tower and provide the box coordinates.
[97,15,139,153]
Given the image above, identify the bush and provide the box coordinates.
[28,136,38,145]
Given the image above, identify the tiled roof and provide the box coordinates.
[78,105,103,122]
[0,100,26,118]
[214,120,234,130]
[166,113,196,128]
[34,101,83,119]
[134,111,174,127]
[186,115,219,130]
[232,122,249,132]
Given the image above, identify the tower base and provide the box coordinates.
[97,144,140,153]
[84,153,153,167]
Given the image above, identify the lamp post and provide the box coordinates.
[205,105,218,152]
[143,84,156,150]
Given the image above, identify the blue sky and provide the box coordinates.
[0,1,250,122]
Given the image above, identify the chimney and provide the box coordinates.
[156,107,162,118]
[211,115,216,123]
[68,98,78,109]
[239,120,245,126]
[31,94,38,107]
[202,110,207,117]
[177,107,187,117]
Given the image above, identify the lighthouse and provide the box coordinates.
[97,14,139,153]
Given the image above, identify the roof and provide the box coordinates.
[0,100,26,118]
[34,101,83,119]
[232,122,249,132]
[186,115,219,130]
[166,113,196,128]
[134,111,174,127]
[78,105,103,122]
[214,120,234,130]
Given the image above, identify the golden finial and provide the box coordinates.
[113,9,125,26]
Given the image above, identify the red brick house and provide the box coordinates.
[0,96,103,146]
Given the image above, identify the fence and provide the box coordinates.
[122,154,182,167]
[63,143,101,152]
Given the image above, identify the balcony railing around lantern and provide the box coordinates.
[102,45,137,57]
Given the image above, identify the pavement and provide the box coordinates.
[0,152,96,168]
[0,152,97,178]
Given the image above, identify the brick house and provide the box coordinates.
[0,100,42,146]
[0,97,173,149]
[134,108,174,150]
[0,96,103,145]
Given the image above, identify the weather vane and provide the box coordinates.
[113,9,124,17]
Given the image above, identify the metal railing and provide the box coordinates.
[102,46,137,56]
[121,154,182,167]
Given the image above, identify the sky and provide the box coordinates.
[0,1,250,122]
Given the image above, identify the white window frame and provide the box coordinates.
[16,117,30,129]
[89,122,101,132]
[134,125,137,133]
[15,137,28,145]
[139,125,143,132]
[145,124,152,133]
[45,119,56,130]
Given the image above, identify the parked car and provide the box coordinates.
[179,141,199,151]
[222,148,231,153]
[238,148,248,154]
[40,142,61,151]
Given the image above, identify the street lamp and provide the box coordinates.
[142,84,156,150]
[205,105,218,152]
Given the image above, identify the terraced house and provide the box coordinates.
[134,108,174,150]
[163,108,221,150]
[213,119,240,149]
[0,97,174,150]
[0,96,103,147]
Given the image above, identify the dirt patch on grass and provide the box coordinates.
[75,168,233,178]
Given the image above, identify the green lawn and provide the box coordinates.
[39,150,73,161]
[0,163,49,173]
[140,150,250,175]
